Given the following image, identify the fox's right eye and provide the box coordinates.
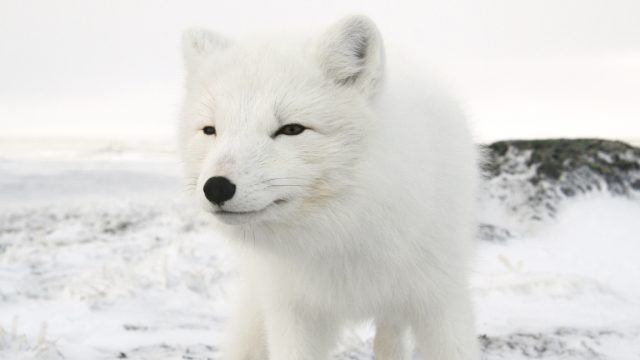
[202,126,216,135]
[274,123,307,137]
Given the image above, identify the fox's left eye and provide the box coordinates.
[202,126,216,135]
[274,123,307,137]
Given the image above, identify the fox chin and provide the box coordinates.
[178,15,480,360]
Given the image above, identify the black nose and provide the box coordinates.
[203,176,236,205]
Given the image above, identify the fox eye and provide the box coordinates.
[202,126,216,135]
[275,123,307,137]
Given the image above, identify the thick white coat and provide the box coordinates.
[179,16,480,360]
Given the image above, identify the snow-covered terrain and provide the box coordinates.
[1,140,640,359]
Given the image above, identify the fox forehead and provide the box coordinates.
[203,41,323,94]
[190,45,364,134]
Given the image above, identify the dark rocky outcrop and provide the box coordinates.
[484,139,640,194]
[478,139,640,240]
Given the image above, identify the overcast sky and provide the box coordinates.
[1,0,639,143]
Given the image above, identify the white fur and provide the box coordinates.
[178,15,480,360]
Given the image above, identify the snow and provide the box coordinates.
[1,150,639,359]
[474,196,640,359]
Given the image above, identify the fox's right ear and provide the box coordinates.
[316,15,385,99]
[182,28,232,72]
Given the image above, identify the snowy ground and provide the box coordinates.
[1,151,640,359]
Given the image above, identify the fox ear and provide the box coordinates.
[182,28,232,72]
[317,15,385,98]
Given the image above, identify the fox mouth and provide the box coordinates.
[212,199,287,223]
[215,208,266,216]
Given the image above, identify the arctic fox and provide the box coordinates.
[179,15,480,360]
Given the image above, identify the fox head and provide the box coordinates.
[179,16,384,227]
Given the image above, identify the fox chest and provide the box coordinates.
[256,253,405,317]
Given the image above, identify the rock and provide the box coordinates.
[478,139,640,234]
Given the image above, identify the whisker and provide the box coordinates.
[259,177,307,184]
[181,176,199,193]
[252,226,256,248]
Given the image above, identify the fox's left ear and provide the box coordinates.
[317,15,385,98]
[182,28,232,73]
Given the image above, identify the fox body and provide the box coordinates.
[179,16,479,360]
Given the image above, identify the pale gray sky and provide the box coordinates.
[1,0,639,142]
